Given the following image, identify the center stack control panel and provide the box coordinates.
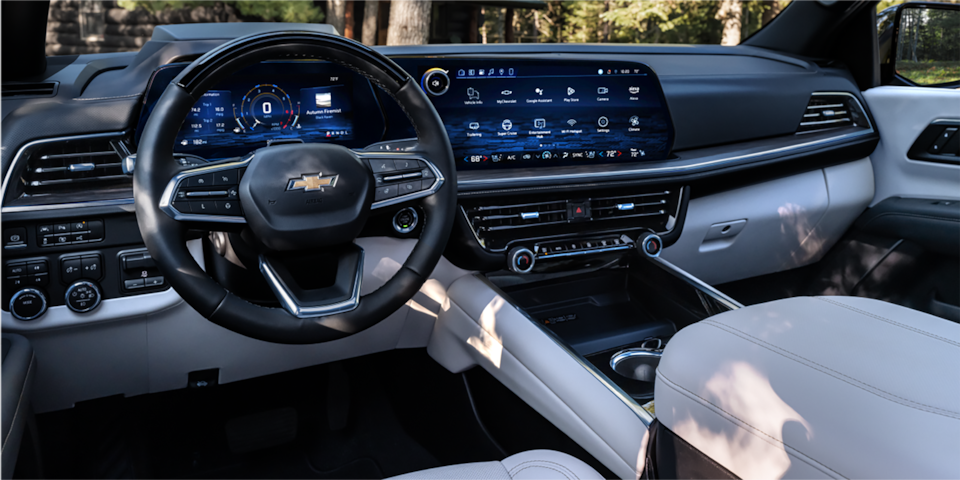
[2,214,169,322]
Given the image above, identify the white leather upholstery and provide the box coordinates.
[390,450,604,480]
[655,296,960,479]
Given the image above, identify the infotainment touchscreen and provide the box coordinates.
[417,60,673,170]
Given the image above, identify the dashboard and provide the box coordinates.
[136,58,674,170]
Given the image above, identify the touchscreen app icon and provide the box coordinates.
[469,122,480,130]
[467,87,480,100]
[534,118,546,129]
[597,87,609,95]
[501,119,513,131]
[567,87,575,95]
[629,86,640,94]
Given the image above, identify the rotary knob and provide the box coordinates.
[65,280,102,313]
[9,288,47,321]
[507,247,535,274]
[637,232,663,258]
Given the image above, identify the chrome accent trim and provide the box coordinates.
[39,151,116,160]
[610,348,662,383]
[616,203,634,211]
[68,163,96,172]
[122,154,136,175]
[158,156,251,224]
[459,104,873,188]
[800,118,851,126]
[538,244,632,259]
[650,256,744,310]
[641,234,662,258]
[475,274,655,427]
[3,198,135,213]
[806,103,844,109]
[1,131,128,211]
[258,251,363,318]
[9,288,47,321]
[362,153,446,210]
[520,211,539,220]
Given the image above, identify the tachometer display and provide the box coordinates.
[234,84,299,132]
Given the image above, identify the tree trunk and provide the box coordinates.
[761,0,780,26]
[467,6,478,43]
[326,0,346,36]
[361,1,378,45]
[601,0,611,42]
[377,1,389,45]
[505,7,515,43]
[386,0,431,46]
[716,0,742,46]
[343,1,354,39]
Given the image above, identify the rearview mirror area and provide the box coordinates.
[894,4,960,86]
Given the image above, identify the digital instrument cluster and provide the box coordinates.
[136,61,384,160]
[414,60,674,170]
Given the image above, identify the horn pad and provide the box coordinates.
[240,143,372,251]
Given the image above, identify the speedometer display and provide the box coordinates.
[235,84,299,132]
[135,61,386,160]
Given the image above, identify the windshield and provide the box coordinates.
[46,0,790,55]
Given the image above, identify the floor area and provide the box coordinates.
[29,349,611,479]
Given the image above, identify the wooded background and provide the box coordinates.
[45,0,927,56]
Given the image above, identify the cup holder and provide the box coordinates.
[610,338,663,383]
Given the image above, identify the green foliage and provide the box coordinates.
[117,1,324,23]
[525,0,789,45]
[897,60,960,85]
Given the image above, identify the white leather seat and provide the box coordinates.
[389,450,604,480]
[655,296,960,479]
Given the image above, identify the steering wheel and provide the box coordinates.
[134,31,456,344]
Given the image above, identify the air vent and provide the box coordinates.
[797,94,868,134]
[4,135,133,207]
[462,187,680,251]
[2,82,58,98]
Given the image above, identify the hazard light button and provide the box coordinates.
[567,201,591,220]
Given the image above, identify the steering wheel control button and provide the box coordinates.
[508,247,536,274]
[399,181,421,195]
[375,184,398,201]
[10,288,47,321]
[393,207,419,234]
[422,69,451,96]
[369,159,396,173]
[3,227,27,250]
[187,173,215,187]
[65,280,102,313]
[124,279,145,290]
[213,169,239,185]
[394,158,418,170]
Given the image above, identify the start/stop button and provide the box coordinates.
[392,207,419,234]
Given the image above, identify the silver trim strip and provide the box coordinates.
[1,131,129,213]
[475,274,655,427]
[258,251,363,318]
[651,256,743,310]
[158,156,251,224]
[362,152,446,210]
[538,244,632,259]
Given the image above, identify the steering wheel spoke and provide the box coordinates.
[359,152,445,210]
[259,246,363,318]
[159,155,251,223]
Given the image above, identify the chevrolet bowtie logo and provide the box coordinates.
[286,173,339,192]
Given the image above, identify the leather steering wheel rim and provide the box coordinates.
[134,31,456,344]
